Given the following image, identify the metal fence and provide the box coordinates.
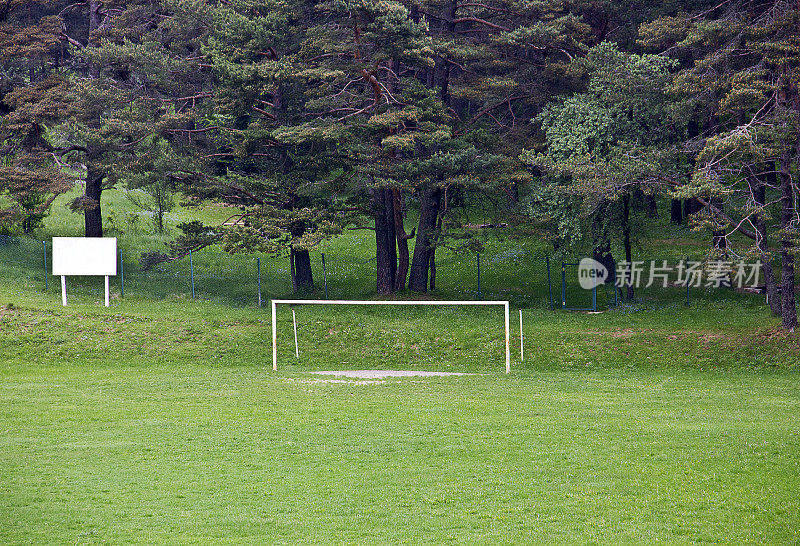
[0,235,770,310]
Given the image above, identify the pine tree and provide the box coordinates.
[522,41,676,298]
[641,0,800,329]
[0,1,73,233]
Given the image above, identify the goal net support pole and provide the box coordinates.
[271,299,511,373]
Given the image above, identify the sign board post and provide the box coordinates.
[52,237,117,307]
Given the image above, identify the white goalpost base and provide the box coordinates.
[271,299,511,373]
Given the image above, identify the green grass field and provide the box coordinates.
[1,188,799,542]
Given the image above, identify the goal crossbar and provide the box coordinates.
[271,299,510,373]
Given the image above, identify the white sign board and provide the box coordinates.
[52,237,117,276]
[52,237,117,307]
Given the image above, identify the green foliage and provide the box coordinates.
[0,0,797,314]
[521,42,676,253]
[169,220,220,254]
[646,0,800,268]
[121,138,183,234]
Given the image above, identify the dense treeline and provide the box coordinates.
[0,0,798,328]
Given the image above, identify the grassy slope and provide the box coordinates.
[0,187,799,543]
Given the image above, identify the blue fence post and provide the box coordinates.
[43,241,48,290]
[189,249,195,299]
[476,253,482,300]
[322,253,329,300]
[546,256,553,310]
[119,249,124,297]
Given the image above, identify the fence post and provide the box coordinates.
[43,241,48,290]
[545,256,553,310]
[685,256,690,307]
[561,262,566,309]
[257,257,262,307]
[476,253,482,300]
[189,249,195,299]
[321,253,329,299]
[292,308,299,358]
[119,249,124,297]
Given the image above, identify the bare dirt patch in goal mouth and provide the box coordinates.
[309,370,476,379]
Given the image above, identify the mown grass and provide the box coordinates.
[1,294,799,542]
[1,188,799,542]
[1,325,799,543]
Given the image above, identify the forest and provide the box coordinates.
[1,0,799,329]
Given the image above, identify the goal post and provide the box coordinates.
[271,299,511,373]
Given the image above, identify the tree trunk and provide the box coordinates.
[88,0,102,34]
[670,199,683,224]
[777,69,799,330]
[430,201,446,291]
[749,172,781,315]
[592,208,614,283]
[290,248,297,292]
[437,2,457,106]
[84,166,103,237]
[289,219,313,291]
[684,198,702,218]
[645,194,658,218]
[506,182,519,207]
[82,0,106,236]
[393,188,412,291]
[410,3,420,23]
[593,241,615,284]
[429,253,436,291]
[372,186,395,295]
[385,187,397,288]
[290,248,313,291]
[683,117,701,221]
[409,186,441,292]
[622,194,634,300]
[711,198,727,253]
[86,1,103,78]
[712,229,727,251]
[779,149,797,330]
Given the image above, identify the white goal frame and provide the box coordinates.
[271,299,511,373]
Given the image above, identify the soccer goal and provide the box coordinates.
[271,299,511,373]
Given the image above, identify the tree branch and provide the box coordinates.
[223,183,265,205]
[452,16,510,31]
[694,196,757,241]
[53,145,87,156]
[252,105,278,120]
[59,32,84,49]
[457,3,518,15]
[460,95,532,130]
